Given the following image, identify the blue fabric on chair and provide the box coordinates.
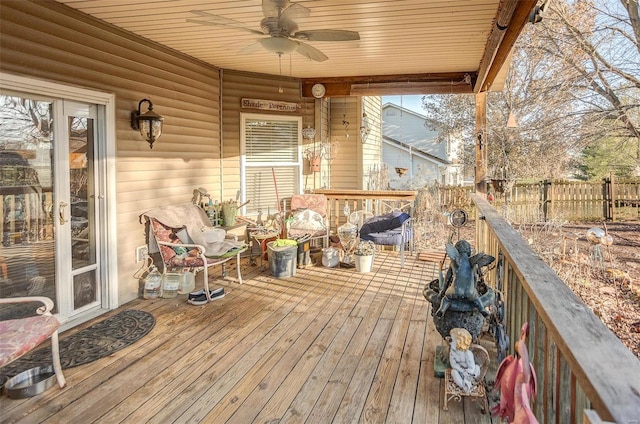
[359,210,410,235]
[360,226,413,245]
[359,210,412,267]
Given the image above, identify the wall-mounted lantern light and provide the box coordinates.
[131,98,164,149]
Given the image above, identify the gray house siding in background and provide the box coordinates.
[382,103,463,187]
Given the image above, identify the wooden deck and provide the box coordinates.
[1,252,497,423]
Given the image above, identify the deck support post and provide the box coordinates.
[475,92,487,194]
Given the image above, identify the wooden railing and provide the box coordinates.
[473,194,640,423]
[312,189,416,234]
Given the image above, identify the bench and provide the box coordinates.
[0,296,66,389]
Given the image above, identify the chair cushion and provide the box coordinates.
[150,219,180,260]
[360,227,413,246]
[290,194,327,216]
[0,315,60,366]
[288,209,327,238]
[360,211,410,234]
[165,246,247,269]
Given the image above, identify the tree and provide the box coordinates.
[422,0,640,181]
[534,0,640,175]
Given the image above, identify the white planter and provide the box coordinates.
[354,254,374,272]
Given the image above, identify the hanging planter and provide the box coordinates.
[309,155,321,173]
[491,178,507,194]
[395,167,408,177]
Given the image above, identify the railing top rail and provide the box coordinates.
[312,189,416,201]
[472,193,640,422]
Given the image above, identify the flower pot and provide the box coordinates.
[322,247,339,268]
[354,254,374,272]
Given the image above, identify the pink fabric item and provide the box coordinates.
[0,315,60,366]
[290,194,327,216]
[150,219,179,261]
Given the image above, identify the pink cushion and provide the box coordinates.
[290,194,327,216]
[0,315,60,366]
[150,218,179,261]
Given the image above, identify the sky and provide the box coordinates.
[381,95,426,116]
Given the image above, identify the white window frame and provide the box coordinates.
[240,113,302,216]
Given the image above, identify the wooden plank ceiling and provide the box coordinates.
[55,0,537,95]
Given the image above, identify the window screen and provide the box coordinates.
[242,115,301,216]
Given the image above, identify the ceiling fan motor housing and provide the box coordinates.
[261,17,298,37]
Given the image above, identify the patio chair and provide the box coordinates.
[141,204,248,302]
[0,296,66,389]
[283,194,329,248]
[358,210,413,268]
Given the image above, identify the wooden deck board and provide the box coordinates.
[0,252,496,424]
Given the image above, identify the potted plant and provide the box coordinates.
[354,240,375,272]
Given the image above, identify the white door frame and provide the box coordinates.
[0,72,119,320]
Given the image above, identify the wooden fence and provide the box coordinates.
[437,176,640,222]
[473,194,640,423]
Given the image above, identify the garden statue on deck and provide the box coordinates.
[492,322,538,423]
[435,239,495,318]
[449,328,481,393]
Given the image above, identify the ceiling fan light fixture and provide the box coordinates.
[261,36,298,54]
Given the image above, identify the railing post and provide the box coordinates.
[609,172,616,221]
[475,92,488,194]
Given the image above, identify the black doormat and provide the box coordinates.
[0,309,155,384]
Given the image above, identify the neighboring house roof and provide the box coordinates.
[382,135,450,166]
[382,103,448,161]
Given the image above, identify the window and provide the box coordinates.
[241,114,302,216]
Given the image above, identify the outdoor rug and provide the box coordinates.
[0,309,155,383]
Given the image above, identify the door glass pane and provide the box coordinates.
[0,95,57,319]
[69,115,96,270]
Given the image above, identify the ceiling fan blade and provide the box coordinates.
[263,0,310,20]
[237,41,268,55]
[295,42,328,62]
[292,29,360,42]
[262,0,289,18]
[188,11,264,35]
[281,3,311,20]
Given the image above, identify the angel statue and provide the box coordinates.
[449,327,481,393]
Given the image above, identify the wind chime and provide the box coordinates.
[395,95,409,178]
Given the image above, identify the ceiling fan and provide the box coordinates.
[187,0,360,62]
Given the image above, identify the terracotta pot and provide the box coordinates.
[310,156,321,172]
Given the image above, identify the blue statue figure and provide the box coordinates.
[435,239,494,318]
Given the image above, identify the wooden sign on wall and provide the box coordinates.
[241,98,301,112]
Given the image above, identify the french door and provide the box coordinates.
[1,94,106,323]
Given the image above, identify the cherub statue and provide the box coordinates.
[435,239,494,318]
[449,327,481,393]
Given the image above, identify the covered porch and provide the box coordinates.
[0,250,497,423]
